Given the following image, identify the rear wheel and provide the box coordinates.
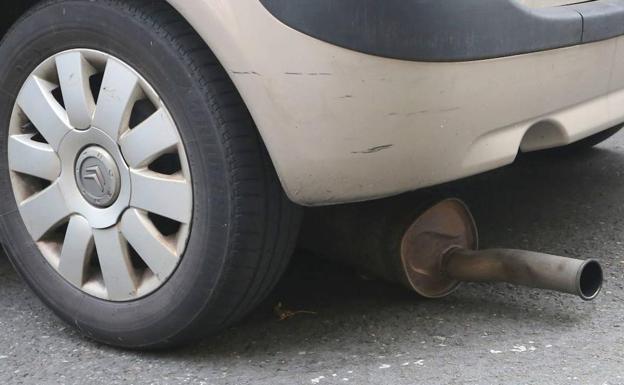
[0,0,301,348]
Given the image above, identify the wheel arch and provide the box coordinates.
[163,0,296,202]
[0,0,288,201]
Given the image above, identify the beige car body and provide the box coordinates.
[167,0,624,206]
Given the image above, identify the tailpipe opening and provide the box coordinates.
[578,260,603,300]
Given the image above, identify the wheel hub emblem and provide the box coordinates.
[75,146,121,207]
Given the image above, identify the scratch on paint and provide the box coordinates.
[231,71,261,76]
[284,72,333,76]
[351,144,394,154]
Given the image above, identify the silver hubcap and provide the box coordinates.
[8,49,193,301]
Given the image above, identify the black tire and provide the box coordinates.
[0,0,301,348]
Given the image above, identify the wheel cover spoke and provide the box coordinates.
[19,182,71,241]
[121,209,179,281]
[8,134,60,181]
[93,226,137,301]
[58,215,94,287]
[119,108,180,168]
[55,51,97,130]
[130,170,192,224]
[92,58,142,140]
[17,76,72,150]
[9,49,192,302]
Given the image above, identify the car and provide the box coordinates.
[0,0,617,348]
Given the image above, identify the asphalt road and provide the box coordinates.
[3,133,624,385]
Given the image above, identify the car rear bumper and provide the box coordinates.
[169,0,624,205]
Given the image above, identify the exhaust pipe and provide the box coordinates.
[441,248,602,301]
[301,198,603,300]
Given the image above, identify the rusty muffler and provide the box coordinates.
[301,198,603,300]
